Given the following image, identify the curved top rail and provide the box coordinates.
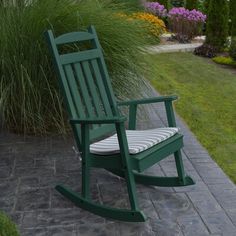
[55,32,95,45]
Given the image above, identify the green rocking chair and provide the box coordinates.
[45,26,195,222]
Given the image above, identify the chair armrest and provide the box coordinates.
[117,95,178,106]
[117,96,178,129]
[70,116,126,125]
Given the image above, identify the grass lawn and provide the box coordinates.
[146,52,236,183]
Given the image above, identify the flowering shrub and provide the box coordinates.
[144,2,167,18]
[118,12,166,39]
[131,12,166,38]
[168,7,207,42]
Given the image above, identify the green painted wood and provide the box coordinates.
[106,169,195,187]
[117,95,178,106]
[45,26,195,222]
[90,59,113,116]
[90,153,122,169]
[128,104,137,130]
[64,64,85,118]
[174,150,186,185]
[81,124,91,199]
[89,124,115,142]
[60,49,100,65]
[55,185,146,222]
[88,26,119,116]
[55,31,94,45]
[81,61,104,117]
[44,30,77,119]
[164,100,177,127]
[70,116,126,124]
[73,63,94,117]
[116,122,139,211]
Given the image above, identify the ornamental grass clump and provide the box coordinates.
[0,0,153,134]
[144,2,168,18]
[168,7,206,42]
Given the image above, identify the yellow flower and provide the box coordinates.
[116,12,166,38]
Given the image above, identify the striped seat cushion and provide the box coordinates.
[90,127,179,155]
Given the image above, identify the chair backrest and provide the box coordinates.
[45,26,119,146]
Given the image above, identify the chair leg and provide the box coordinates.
[174,150,186,185]
[123,166,139,211]
[81,161,90,199]
[81,124,91,200]
[115,123,140,211]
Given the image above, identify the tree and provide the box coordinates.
[205,0,229,51]
[204,0,210,13]
[157,0,169,9]
[186,0,198,10]
[230,0,236,60]
[171,0,184,7]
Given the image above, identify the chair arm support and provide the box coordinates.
[117,95,178,106]
[117,96,178,129]
[70,116,127,125]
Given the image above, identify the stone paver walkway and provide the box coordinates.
[0,100,236,236]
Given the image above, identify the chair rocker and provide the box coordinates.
[45,26,195,222]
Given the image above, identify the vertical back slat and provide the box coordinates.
[81,61,104,117]
[91,59,113,116]
[74,63,95,117]
[64,64,86,118]
[88,26,119,116]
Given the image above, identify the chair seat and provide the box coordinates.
[90,127,179,155]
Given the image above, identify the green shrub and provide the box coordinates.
[0,0,153,134]
[152,0,169,9]
[205,0,229,51]
[170,0,185,7]
[107,0,143,11]
[229,0,236,60]
[230,38,236,60]
[212,56,236,67]
[0,212,19,236]
[203,0,210,13]
[186,0,198,10]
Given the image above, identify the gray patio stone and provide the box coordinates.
[201,212,236,235]
[0,166,13,178]
[15,188,50,211]
[187,191,223,215]
[228,210,236,225]
[173,180,209,193]
[118,221,153,236]
[151,192,198,220]
[21,227,49,236]
[177,216,209,236]
[48,225,77,236]
[150,219,184,236]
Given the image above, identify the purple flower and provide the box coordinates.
[144,2,167,18]
[168,7,206,23]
